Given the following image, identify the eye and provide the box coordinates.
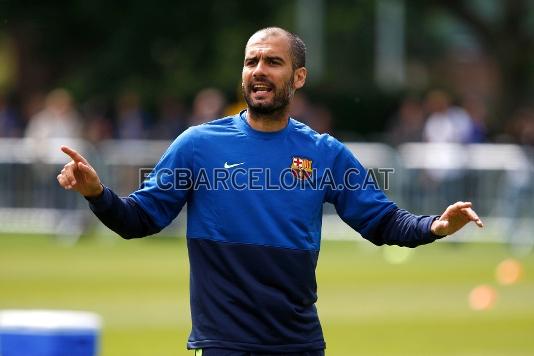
[245,58,257,66]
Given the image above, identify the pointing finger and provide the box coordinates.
[61,145,88,164]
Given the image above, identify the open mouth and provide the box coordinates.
[251,83,273,94]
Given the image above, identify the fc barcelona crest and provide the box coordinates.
[290,157,313,180]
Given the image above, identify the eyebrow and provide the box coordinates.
[244,54,286,63]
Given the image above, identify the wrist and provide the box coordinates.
[430,216,447,237]
[84,183,104,199]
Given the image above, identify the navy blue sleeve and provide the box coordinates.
[364,207,443,248]
[86,186,162,239]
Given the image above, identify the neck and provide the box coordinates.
[246,107,290,132]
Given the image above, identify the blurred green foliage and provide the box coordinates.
[1,0,534,134]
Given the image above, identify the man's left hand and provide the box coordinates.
[431,201,484,237]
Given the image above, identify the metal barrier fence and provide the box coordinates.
[0,138,532,245]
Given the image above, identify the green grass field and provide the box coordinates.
[1,234,533,355]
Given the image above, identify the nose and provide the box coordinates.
[252,60,267,78]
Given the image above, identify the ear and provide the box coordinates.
[293,67,307,90]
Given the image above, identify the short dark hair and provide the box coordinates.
[250,27,306,70]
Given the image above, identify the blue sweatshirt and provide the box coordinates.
[87,111,441,352]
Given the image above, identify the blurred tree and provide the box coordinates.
[0,0,533,135]
[427,0,534,123]
[0,0,294,101]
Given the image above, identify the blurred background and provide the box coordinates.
[0,0,533,355]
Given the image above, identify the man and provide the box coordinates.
[57,27,483,355]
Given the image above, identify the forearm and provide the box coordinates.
[86,186,162,239]
[364,207,442,248]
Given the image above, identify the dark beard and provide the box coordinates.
[242,76,293,118]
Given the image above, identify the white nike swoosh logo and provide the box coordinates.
[224,162,245,169]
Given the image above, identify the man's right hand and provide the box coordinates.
[57,145,104,198]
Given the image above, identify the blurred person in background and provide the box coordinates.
[423,89,472,144]
[224,83,248,116]
[421,89,475,208]
[289,92,313,126]
[0,92,22,207]
[499,108,534,251]
[308,104,332,134]
[150,95,187,140]
[82,98,114,144]
[3,92,44,208]
[386,95,425,146]
[187,88,226,126]
[0,92,23,137]
[289,92,332,134]
[386,95,426,212]
[461,94,488,143]
[25,88,81,140]
[114,90,149,139]
[26,88,82,208]
[508,107,534,146]
[21,93,46,130]
[57,27,483,356]
[85,114,114,144]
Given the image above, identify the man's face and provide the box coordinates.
[242,33,299,116]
